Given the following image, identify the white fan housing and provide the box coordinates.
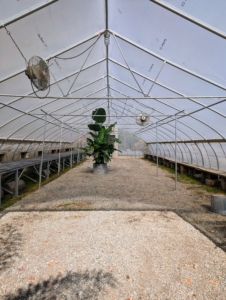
[136,113,150,126]
[25,56,50,91]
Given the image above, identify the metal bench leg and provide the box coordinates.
[15,170,19,196]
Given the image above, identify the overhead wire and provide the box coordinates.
[3,24,53,99]
[30,80,51,99]
[3,24,28,65]
[54,34,102,60]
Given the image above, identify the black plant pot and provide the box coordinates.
[93,163,108,175]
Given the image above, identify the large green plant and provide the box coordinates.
[80,108,121,164]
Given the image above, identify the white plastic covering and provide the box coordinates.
[0,0,226,171]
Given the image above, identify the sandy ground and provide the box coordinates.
[0,157,226,299]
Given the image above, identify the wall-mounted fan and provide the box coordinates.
[136,112,150,126]
[25,56,50,91]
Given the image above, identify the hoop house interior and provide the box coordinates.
[0,0,226,171]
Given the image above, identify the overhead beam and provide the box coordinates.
[0,138,69,144]
[0,0,59,29]
[109,31,226,91]
[105,0,110,122]
[149,0,226,39]
[0,32,102,84]
[109,58,226,119]
[148,139,226,144]
[1,95,226,99]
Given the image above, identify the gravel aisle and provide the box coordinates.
[0,157,225,299]
[0,211,226,300]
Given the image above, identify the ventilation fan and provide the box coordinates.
[136,112,150,126]
[25,56,50,91]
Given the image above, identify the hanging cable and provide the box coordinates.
[3,24,28,65]
[3,24,53,99]
[54,34,102,60]
[30,81,51,99]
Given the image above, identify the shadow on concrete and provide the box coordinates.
[0,223,23,272]
[4,269,117,300]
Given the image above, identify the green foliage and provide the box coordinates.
[88,123,101,132]
[81,108,121,164]
[92,108,106,124]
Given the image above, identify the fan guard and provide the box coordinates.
[25,56,50,91]
[136,113,150,126]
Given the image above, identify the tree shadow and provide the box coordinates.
[0,223,23,272]
[4,269,118,300]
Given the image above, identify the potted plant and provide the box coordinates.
[81,108,121,174]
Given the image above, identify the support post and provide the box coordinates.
[63,157,65,171]
[135,142,137,159]
[39,113,47,189]
[58,118,64,175]
[77,136,80,163]
[175,115,178,190]
[0,174,1,205]
[15,170,19,196]
[156,124,158,177]
[47,161,50,178]
[70,129,73,168]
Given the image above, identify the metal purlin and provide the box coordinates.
[111,31,226,91]
[111,95,193,161]
[39,113,48,188]
[58,118,64,175]
[110,90,204,166]
[109,58,226,121]
[110,89,203,158]
[107,67,223,169]
[49,96,109,131]
[0,64,106,143]
[56,99,109,135]
[109,75,226,142]
[149,0,226,39]
[105,0,111,124]
[110,90,198,146]
[113,34,146,96]
[7,88,107,159]
[109,101,225,167]
[55,98,108,131]
[109,100,187,164]
[0,62,106,135]
[2,115,78,163]
[28,89,107,142]
[0,32,103,84]
[200,142,212,169]
[0,101,80,140]
[0,1,59,30]
[143,131,191,163]
[135,115,220,169]
[108,89,224,169]
[0,4,226,173]
[66,34,102,96]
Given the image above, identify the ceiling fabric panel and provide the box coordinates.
[0,0,105,81]
[0,0,47,23]
[156,0,226,36]
[108,0,226,86]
